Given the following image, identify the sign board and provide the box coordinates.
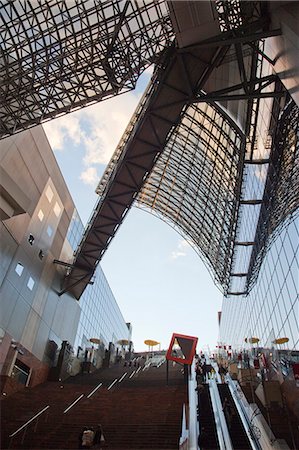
[166,333,198,365]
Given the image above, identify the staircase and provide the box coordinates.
[1,360,187,449]
[217,383,252,450]
[197,384,219,449]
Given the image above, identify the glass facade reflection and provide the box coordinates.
[67,210,130,353]
[0,126,131,393]
[219,40,299,359]
[219,217,299,351]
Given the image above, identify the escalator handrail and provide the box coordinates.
[226,374,263,450]
[188,359,199,449]
[209,377,234,450]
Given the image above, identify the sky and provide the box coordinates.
[43,71,223,354]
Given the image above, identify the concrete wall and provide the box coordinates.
[0,127,81,391]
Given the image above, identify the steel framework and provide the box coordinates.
[2,0,297,300]
[58,0,289,299]
[0,0,173,138]
[136,102,243,291]
[247,99,299,290]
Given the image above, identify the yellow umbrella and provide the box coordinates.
[117,339,129,346]
[144,339,159,347]
[90,338,101,345]
[248,337,260,344]
[273,337,289,345]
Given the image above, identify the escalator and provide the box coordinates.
[197,384,219,449]
[218,383,252,450]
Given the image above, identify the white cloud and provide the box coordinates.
[81,93,142,165]
[171,250,187,259]
[79,167,99,187]
[170,239,193,260]
[43,89,142,184]
[144,65,154,76]
[43,113,82,150]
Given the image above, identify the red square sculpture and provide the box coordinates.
[166,333,198,365]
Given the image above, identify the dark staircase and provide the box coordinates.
[197,384,219,449]
[217,383,252,450]
[1,360,187,449]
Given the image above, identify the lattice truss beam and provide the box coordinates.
[137,103,243,290]
[0,0,173,138]
[247,100,299,290]
[6,1,294,298]
[60,1,289,299]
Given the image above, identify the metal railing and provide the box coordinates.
[8,405,50,448]
[209,378,233,450]
[226,374,262,450]
[226,375,291,450]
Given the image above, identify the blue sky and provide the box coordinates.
[43,71,223,353]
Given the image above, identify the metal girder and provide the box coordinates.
[136,102,243,290]
[193,65,282,104]
[244,159,270,165]
[227,292,247,296]
[62,43,226,298]
[63,0,283,298]
[3,0,290,299]
[240,200,263,205]
[197,74,278,98]
[178,28,281,51]
[246,99,299,290]
[0,0,174,138]
[195,91,284,102]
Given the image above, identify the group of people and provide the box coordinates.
[195,355,228,384]
[79,424,104,449]
[195,356,216,383]
[123,356,144,368]
[195,356,234,448]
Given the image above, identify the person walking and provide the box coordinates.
[94,424,105,449]
[80,427,95,448]
[222,397,234,430]
[198,427,209,450]
[218,365,227,383]
[202,362,208,382]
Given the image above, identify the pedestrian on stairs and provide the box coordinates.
[80,426,95,448]
[198,427,209,450]
[222,397,234,429]
[94,424,105,449]
[218,365,227,383]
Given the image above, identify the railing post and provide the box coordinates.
[21,426,27,445]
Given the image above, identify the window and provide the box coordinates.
[38,209,44,221]
[15,263,24,276]
[45,185,54,203]
[27,277,35,290]
[47,225,53,237]
[53,202,61,217]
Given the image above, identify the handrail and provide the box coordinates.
[209,378,233,450]
[9,405,50,438]
[63,394,84,414]
[226,375,290,450]
[226,375,262,450]
[188,360,199,449]
[179,403,189,449]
